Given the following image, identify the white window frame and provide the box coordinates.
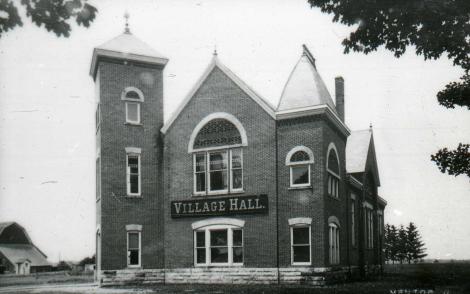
[126,230,141,268]
[329,223,340,265]
[122,87,144,125]
[286,146,314,188]
[290,225,312,266]
[126,148,141,197]
[326,143,340,198]
[125,102,141,124]
[193,224,243,267]
[193,148,243,196]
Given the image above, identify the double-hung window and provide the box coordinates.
[286,146,314,188]
[291,226,311,265]
[122,87,144,125]
[351,198,356,246]
[126,147,141,196]
[329,223,340,264]
[327,144,340,198]
[194,226,243,266]
[193,148,243,195]
[364,204,374,249]
[126,224,142,268]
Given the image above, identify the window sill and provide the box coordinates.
[328,195,340,201]
[124,122,143,126]
[192,191,245,197]
[194,264,244,267]
[126,195,142,199]
[288,186,312,190]
[126,266,142,269]
[291,262,311,266]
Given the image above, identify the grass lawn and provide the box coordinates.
[3,263,470,294]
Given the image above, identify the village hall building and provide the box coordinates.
[92,27,387,286]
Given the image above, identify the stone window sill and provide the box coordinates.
[288,186,312,191]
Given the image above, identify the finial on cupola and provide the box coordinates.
[369,123,373,131]
[124,11,131,34]
[213,44,218,57]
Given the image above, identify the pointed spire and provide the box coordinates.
[213,44,218,57]
[302,44,316,69]
[124,11,131,34]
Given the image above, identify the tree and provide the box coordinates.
[405,222,427,263]
[78,254,95,266]
[396,225,408,264]
[0,0,97,38]
[384,224,399,264]
[307,0,470,179]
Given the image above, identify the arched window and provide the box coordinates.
[328,218,340,265]
[121,87,144,125]
[286,146,314,188]
[189,113,247,195]
[327,143,340,198]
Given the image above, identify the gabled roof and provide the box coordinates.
[346,128,380,185]
[161,54,276,134]
[0,244,49,266]
[277,45,337,113]
[90,32,169,79]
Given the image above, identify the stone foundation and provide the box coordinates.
[99,266,367,286]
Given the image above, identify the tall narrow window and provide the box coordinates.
[127,231,141,267]
[286,146,314,188]
[194,225,243,266]
[190,114,247,196]
[122,87,144,125]
[329,223,340,265]
[126,151,141,196]
[96,157,101,200]
[291,226,311,265]
[364,206,374,249]
[327,144,340,198]
[351,199,355,246]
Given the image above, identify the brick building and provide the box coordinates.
[91,30,387,286]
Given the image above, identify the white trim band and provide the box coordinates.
[191,218,245,230]
[288,217,312,226]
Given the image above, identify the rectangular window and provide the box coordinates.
[127,154,140,196]
[290,165,310,187]
[127,231,140,267]
[230,149,243,191]
[209,151,228,192]
[364,208,374,249]
[194,148,243,195]
[194,227,243,266]
[95,104,100,131]
[126,102,140,124]
[329,225,340,264]
[194,153,206,194]
[328,174,339,198]
[291,226,311,265]
[195,231,206,265]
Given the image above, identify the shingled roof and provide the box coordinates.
[277,45,337,113]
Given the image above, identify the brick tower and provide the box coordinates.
[90,23,168,282]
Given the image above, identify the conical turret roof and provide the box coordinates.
[277,45,337,113]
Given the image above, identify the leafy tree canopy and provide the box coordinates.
[0,0,97,38]
[308,0,470,178]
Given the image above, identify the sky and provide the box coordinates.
[0,0,469,263]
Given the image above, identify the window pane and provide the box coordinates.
[209,152,228,170]
[293,227,309,245]
[196,248,206,264]
[231,169,242,189]
[292,166,309,185]
[210,170,227,191]
[195,154,206,172]
[196,231,205,247]
[210,230,227,246]
[126,90,140,100]
[128,249,139,265]
[233,229,242,246]
[128,156,138,165]
[233,247,243,263]
[126,102,139,122]
[128,233,139,249]
[210,247,228,263]
[231,149,242,168]
[130,175,139,193]
[196,173,206,192]
[293,245,309,263]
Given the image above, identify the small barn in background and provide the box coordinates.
[0,222,51,274]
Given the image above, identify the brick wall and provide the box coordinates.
[97,60,165,270]
[163,66,278,268]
